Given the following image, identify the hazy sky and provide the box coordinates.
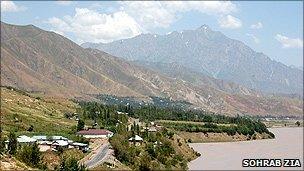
[1,1,303,67]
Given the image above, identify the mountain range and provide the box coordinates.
[1,22,302,117]
[134,60,256,96]
[82,25,303,96]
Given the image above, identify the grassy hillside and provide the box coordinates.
[1,86,79,136]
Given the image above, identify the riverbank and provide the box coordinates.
[263,119,303,128]
[178,131,272,143]
[188,127,303,170]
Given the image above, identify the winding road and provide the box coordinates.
[84,143,110,168]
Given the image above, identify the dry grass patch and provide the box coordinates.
[169,134,198,161]
[156,120,236,127]
[0,154,34,170]
[178,131,248,143]
[1,87,79,136]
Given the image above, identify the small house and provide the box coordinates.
[32,135,47,141]
[128,135,143,146]
[148,126,157,132]
[117,111,128,115]
[153,141,162,148]
[17,135,37,144]
[76,129,114,139]
[51,136,68,141]
[73,142,89,152]
[4,135,36,149]
[52,140,69,150]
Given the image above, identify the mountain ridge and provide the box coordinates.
[82,25,303,96]
[1,22,302,117]
[133,60,258,96]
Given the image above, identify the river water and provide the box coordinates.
[188,127,303,170]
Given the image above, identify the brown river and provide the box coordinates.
[188,127,303,170]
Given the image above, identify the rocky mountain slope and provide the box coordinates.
[82,25,303,95]
[1,22,302,117]
[134,61,256,96]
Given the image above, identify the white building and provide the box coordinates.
[148,127,157,132]
[5,135,36,149]
[17,135,37,144]
[5,134,89,152]
[72,142,89,152]
[51,136,68,141]
[76,129,114,139]
[129,135,143,146]
[32,135,47,141]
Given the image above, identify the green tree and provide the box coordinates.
[77,119,85,131]
[295,121,301,127]
[59,157,86,171]
[27,125,34,132]
[17,143,41,167]
[0,136,5,154]
[136,124,140,135]
[146,143,156,158]
[139,152,151,171]
[202,115,213,122]
[30,143,41,166]
[8,132,17,155]
[0,125,5,154]
[109,133,131,163]
[57,146,64,155]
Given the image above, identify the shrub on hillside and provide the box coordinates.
[58,157,86,171]
[16,143,41,167]
[8,132,17,155]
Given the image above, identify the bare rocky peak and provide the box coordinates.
[82,24,303,96]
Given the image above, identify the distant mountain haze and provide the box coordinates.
[82,25,303,96]
[1,22,302,117]
[133,60,257,96]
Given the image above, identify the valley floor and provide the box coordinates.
[2,86,298,170]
